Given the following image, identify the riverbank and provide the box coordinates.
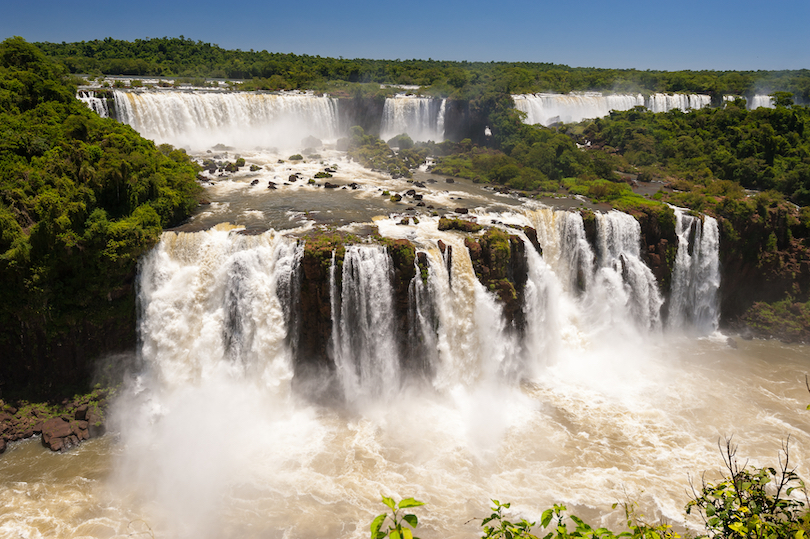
[0,387,112,453]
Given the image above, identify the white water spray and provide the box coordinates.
[668,208,720,333]
[380,95,446,142]
[113,90,340,150]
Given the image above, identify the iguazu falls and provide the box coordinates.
[2,35,810,539]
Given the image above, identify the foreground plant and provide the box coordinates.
[686,438,809,538]
[370,496,425,539]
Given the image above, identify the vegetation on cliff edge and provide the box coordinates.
[0,37,202,397]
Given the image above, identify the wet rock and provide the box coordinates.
[522,226,542,256]
[289,174,298,182]
[390,194,402,202]
[268,182,277,189]
[727,337,738,349]
[324,182,339,189]
[413,194,423,201]
[87,408,105,438]
[414,181,426,188]
[439,218,483,233]
[416,202,425,207]
[445,178,455,183]
[250,179,259,186]
[349,183,359,190]
[41,417,72,451]
[739,326,754,340]
[454,207,469,214]
[465,237,482,260]
[0,437,5,454]
[406,189,416,196]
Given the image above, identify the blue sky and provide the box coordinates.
[2,0,808,71]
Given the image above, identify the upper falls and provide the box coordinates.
[380,95,446,143]
[513,92,712,126]
[111,90,340,151]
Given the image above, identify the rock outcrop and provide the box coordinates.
[0,389,111,453]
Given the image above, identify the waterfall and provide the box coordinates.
[645,93,711,113]
[77,90,110,118]
[136,207,721,398]
[331,245,401,402]
[113,90,340,151]
[137,225,299,386]
[667,207,721,333]
[380,95,446,142]
[513,92,711,126]
[592,211,663,331]
[513,93,645,125]
[748,95,775,109]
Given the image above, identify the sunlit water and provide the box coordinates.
[4,99,809,539]
[2,339,809,539]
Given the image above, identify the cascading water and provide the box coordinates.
[513,92,711,126]
[512,93,645,125]
[592,211,663,332]
[748,94,775,109]
[113,90,340,150]
[380,95,446,142]
[77,90,110,118]
[645,93,711,113]
[332,245,402,403]
[137,224,300,385]
[667,207,720,334]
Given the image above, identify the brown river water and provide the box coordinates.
[2,148,808,539]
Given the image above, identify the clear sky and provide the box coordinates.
[2,0,808,71]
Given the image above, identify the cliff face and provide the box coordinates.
[716,202,810,339]
[0,285,137,401]
[337,96,385,138]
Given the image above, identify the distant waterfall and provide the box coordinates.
[645,93,711,113]
[513,92,711,126]
[748,95,775,109]
[667,208,720,333]
[513,93,645,125]
[380,95,446,142]
[77,90,110,118]
[113,90,340,151]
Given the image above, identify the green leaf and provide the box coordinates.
[402,529,413,539]
[382,496,396,511]
[706,505,715,517]
[541,508,554,528]
[390,530,400,539]
[402,514,418,528]
[371,514,387,536]
[729,522,746,534]
[398,498,425,509]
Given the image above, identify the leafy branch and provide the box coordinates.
[370,496,425,539]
